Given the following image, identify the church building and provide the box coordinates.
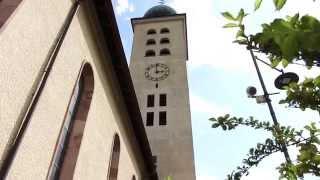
[0,0,195,179]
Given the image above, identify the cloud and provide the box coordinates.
[197,175,218,180]
[114,0,135,16]
[280,0,320,18]
[242,167,278,180]
[168,1,320,180]
[190,94,231,115]
[170,0,320,73]
[169,0,252,72]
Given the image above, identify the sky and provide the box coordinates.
[111,0,320,179]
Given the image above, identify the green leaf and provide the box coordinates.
[273,0,287,10]
[212,124,220,128]
[304,125,311,131]
[271,57,281,68]
[237,9,244,20]
[303,78,314,86]
[289,82,298,88]
[313,75,320,87]
[314,155,320,162]
[254,0,263,11]
[236,9,247,24]
[233,39,248,45]
[280,34,298,61]
[224,114,230,119]
[222,125,227,130]
[279,100,287,104]
[223,23,239,28]
[236,30,245,38]
[288,13,300,26]
[300,15,320,30]
[261,23,269,29]
[282,58,289,68]
[221,12,237,21]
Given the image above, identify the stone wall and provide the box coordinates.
[0,0,146,179]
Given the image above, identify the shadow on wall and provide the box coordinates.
[0,0,23,28]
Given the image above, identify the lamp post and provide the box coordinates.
[248,48,292,164]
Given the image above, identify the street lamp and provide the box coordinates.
[274,72,299,90]
[247,48,293,164]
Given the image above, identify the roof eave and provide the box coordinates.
[87,0,158,179]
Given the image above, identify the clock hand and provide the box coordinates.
[155,64,159,73]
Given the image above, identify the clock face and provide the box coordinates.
[145,63,169,81]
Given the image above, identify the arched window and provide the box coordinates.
[160,38,170,44]
[145,50,156,57]
[0,0,23,28]
[160,48,171,56]
[146,39,156,45]
[147,29,156,35]
[160,28,170,34]
[108,134,121,180]
[48,63,94,179]
[132,175,136,180]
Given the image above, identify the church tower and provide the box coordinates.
[129,5,196,180]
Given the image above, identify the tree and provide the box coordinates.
[210,0,320,179]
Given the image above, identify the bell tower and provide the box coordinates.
[129,5,196,180]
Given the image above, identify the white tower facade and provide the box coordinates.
[129,5,196,180]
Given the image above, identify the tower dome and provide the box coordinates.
[144,5,176,18]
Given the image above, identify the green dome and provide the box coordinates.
[144,5,176,18]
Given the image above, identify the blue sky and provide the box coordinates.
[111,0,320,179]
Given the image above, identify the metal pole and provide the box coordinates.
[248,49,292,164]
